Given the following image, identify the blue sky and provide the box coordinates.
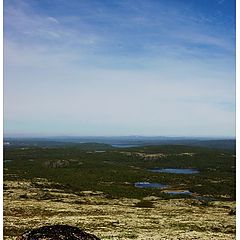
[4,0,236,137]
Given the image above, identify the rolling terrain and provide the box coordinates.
[3,140,236,239]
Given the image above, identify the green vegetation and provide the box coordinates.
[3,144,235,200]
[3,143,236,239]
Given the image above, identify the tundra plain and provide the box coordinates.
[3,142,236,239]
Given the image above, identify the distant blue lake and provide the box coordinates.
[149,168,199,174]
[134,182,168,189]
[112,144,141,148]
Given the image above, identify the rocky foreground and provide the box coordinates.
[17,225,100,240]
[4,178,235,240]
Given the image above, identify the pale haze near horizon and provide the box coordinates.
[4,0,236,137]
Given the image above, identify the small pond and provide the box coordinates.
[134,182,168,189]
[149,168,199,174]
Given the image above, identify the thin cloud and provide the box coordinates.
[3,0,235,137]
[46,16,59,24]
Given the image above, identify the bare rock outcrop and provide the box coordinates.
[17,225,100,240]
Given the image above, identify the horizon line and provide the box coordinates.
[3,134,236,139]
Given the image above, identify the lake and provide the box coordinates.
[149,168,199,174]
[112,144,142,148]
[134,182,168,189]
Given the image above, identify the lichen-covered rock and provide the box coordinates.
[17,225,100,240]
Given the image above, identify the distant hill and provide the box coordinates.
[3,139,113,150]
[177,139,235,150]
[3,136,235,150]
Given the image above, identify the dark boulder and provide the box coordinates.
[229,208,236,215]
[17,225,100,240]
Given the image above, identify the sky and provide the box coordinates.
[4,0,236,137]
